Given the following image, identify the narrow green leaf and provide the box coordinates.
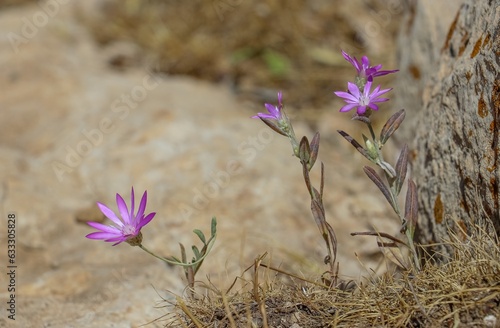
[193,229,206,244]
[211,217,217,237]
[179,243,187,264]
[192,245,201,260]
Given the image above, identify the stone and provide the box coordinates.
[0,2,399,326]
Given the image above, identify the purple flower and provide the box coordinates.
[334,80,392,115]
[342,50,398,81]
[86,187,156,246]
[252,91,283,121]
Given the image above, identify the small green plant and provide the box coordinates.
[253,50,420,278]
[85,187,217,296]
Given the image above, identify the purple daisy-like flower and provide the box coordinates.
[86,187,156,246]
[252,91,283,121]
[342,50,398,81]
[334,80,392,115]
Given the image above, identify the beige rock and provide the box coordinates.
[0,2,398,327]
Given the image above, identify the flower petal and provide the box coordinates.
[138,212,156,229]
[339,103,359,112]
[116,193,131,225]
[265,103,279,118]
[252,113,277,120]
[129,187,135,221]
[87,221,120,233]
[334,91,358,103]
[357,106,367,115]
[86,231,122,240]
[347,82,361,98]
[97,202,124,227]
[136,190,148,222]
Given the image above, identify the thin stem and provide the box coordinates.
[367,121,377,142]
[138,240,216,268]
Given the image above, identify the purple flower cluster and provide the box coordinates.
[334,51,397,116]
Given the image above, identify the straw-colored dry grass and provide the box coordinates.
[158,224,499,327]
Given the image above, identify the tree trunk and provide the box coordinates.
[404,0,500,256]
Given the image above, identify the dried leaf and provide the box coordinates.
[320,162,324,199]
[311,187,321,203]
[311,198,325,229]
[299,136,311,165]
[259,117,287,137]
[312,199,337,269]
[404,179,418,236]
[394,144,409,195]
[379,160,396,178]
[337,130,371,161]
[363,166,396,212]
[351,231,407,247]
[380,109,405,144]
[309,132,320,169]
[325,221,337,266]
[302,161,313,196]
[352,114,371,124]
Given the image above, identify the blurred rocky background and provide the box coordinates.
[0,0,457,326]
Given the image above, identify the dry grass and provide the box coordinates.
[158,224,499,327]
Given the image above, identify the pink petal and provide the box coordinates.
[97,202,124,227]
[137,212,156,229]
[136,190,148,222]
[339,103,358,112]
[86,231,122,240]
[347,82,361,98]
[129,187,135,221]
[87,221,120,233]
[334,91,358,103]
[116,193,131,225]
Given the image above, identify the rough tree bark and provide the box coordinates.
[399,0,500,257]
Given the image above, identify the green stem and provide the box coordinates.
[367,121,377,143]
[138,236,217,268]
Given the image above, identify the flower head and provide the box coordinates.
[86,187,156,246]
[251,91,292,138]
[334,80,392,115]
[252,91,284,121]
[342,50,398,81]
